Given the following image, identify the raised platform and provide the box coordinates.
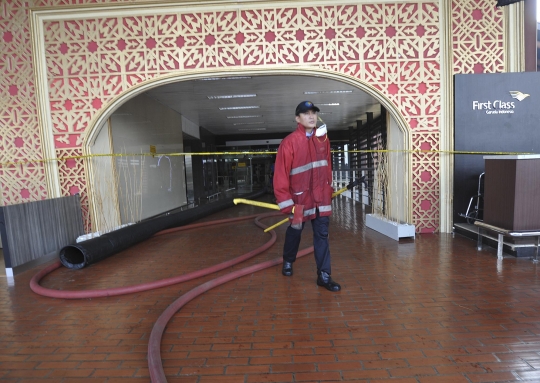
[366,214,415,241]
[453,222,539,257]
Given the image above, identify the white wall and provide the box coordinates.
[109,94,188,223]
[182,115,200,139]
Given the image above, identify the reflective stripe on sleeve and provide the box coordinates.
[318,205,332,212]
[278,199,294,209]
[290,160,328,176]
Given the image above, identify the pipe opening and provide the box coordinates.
[59,246,86,270]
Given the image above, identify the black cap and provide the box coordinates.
[295,101,320,116]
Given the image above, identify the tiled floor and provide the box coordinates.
[2,195,540,382]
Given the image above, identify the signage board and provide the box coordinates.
[454,72,540,223]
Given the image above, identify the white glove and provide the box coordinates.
[316,124,327,137]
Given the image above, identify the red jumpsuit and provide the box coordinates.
[273,123,333,220]
[273,123,334,275]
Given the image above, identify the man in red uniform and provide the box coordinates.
[273,101,340,292]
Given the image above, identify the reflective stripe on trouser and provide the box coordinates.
[282,210,331,275]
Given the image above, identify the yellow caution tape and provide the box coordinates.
[0,149,536,168]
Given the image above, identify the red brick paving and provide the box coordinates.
[1,196,540,382]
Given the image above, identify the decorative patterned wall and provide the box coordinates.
[452,0,504,74]
[0,0,505,233]
[0,1,48,205]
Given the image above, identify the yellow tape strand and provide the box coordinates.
[1,149,536,168]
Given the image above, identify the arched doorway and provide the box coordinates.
[83,68,411,233]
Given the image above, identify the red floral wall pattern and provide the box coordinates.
[0,0,48,204]
[0,0,506,233]
[42,3,443,232]
[452,0,504,74]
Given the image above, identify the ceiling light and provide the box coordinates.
[233,121,265,126]
[207,94,257,99]
[198,76,252,81]
[238,128,267,131]
[317,103,340,106]
[227,115,262,119]
[219,106,260,110]
[304,90,353,94]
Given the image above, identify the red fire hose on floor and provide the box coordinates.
[30,211,314,382]
[147,216,314,382]
[31,213,277,299]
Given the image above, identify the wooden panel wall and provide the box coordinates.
[0,195,84,268]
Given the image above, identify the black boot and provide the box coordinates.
[317,271,341,292]
[282,261,293,276]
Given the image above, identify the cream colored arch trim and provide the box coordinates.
[84,67,413,223]
[86,67,411,145]
[30,1,418,226]
[504,1,525,73]
[438,0,453,233]
[30,0,436,202]
[30,0,436,16]
[30,9,61,198]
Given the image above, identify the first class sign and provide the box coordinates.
[472,91,530,115]
[454,72,540,224]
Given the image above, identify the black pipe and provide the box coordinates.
[59,189,266,270]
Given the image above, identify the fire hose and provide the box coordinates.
[30,210,314,383]
[31,181,362,382]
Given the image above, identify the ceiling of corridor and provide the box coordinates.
[145,75,382,137]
